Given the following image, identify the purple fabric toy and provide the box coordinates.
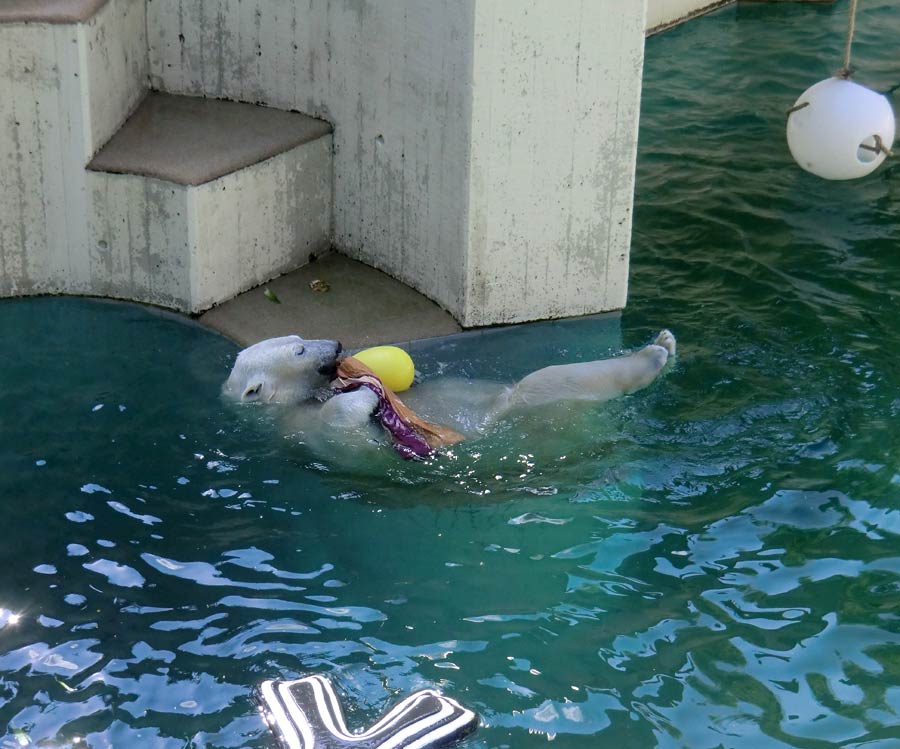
[333,374,432,459]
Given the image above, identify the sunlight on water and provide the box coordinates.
[2,2,900,748]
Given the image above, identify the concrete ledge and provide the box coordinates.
[88,92,333,186]
[87,134,333,314]
[646,0,835,35]
[0,0,109,23]
[647,0,734,35]
[199,253,462,349]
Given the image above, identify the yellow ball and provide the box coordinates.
[354,346,415,392]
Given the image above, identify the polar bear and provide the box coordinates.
[223,330,676,446]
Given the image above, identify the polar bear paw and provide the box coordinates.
[654,329,676,357]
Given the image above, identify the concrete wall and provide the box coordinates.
[646,0,732,32]
[0,0,147,296]
[148,0,645,326]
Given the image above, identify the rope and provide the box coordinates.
[859,135,894,157]
[836,0,859,79]
[785,0,894,163]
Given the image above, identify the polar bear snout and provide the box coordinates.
[317,341,343,377]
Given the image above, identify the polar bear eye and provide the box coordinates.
[293,345,305,356]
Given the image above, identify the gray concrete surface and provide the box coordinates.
[0,0,109,23]
[1,0,148,302]
[149,0,644,327]
[88,92,333,186]
[199,253,462,349]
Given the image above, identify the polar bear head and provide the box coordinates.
[223,335,343,404]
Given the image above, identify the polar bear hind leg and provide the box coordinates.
[497,329,676,411]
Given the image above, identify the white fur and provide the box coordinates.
[223,330,676,439]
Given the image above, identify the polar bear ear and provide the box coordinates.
[242,380,265,401]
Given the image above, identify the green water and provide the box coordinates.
[2,2,899,748]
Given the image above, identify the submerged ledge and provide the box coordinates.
[198,252,462,350]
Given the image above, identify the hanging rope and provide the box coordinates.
[836,0,860,79]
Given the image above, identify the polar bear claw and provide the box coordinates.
[654,329,676,357]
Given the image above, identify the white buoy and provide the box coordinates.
[786,78,895,180]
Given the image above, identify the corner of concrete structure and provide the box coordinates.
[456,0,480,330]
[77,0,149,160]
[321,0,478,328]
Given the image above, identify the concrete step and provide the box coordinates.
[88,92,333,186]
[86,92,334,313]
[0,0,109,24]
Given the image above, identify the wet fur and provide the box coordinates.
[224,331,676,443]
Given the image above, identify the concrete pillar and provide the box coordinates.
[462,0,646,326]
